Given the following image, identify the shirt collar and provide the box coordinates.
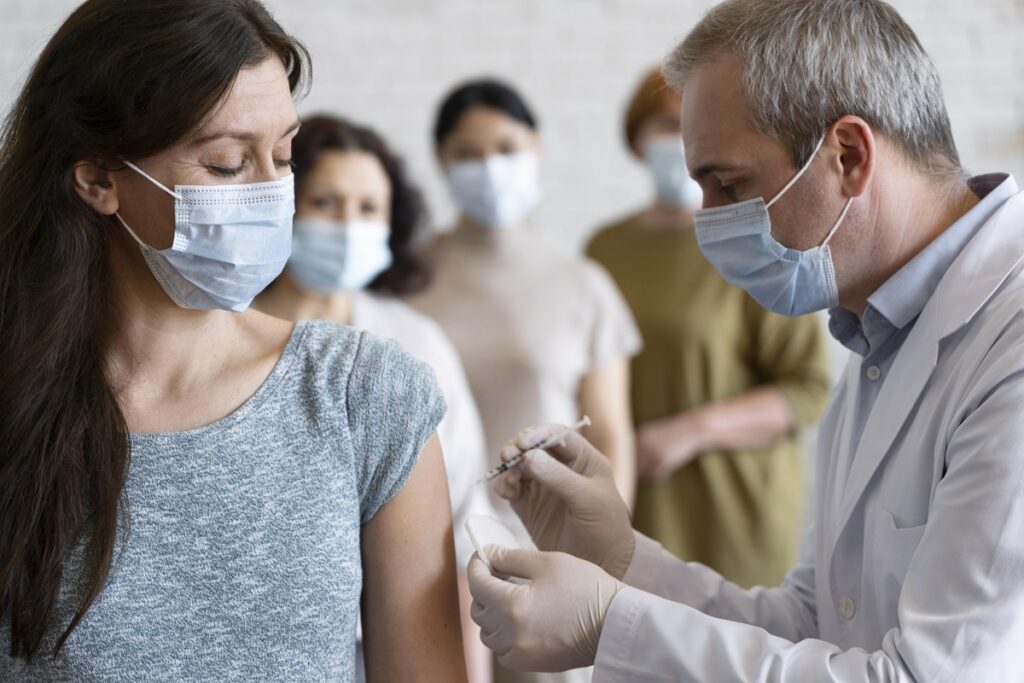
[829,173,1018,354]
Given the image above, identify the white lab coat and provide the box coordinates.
[592,187,1024,682]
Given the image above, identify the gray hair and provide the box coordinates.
[664,0,962,177]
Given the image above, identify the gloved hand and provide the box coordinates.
[468,547,623,672]
[493,424,636,579]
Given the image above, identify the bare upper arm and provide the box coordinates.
[360,434,467,683]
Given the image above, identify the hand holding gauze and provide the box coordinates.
[468,548,622,672]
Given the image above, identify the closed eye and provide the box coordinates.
[207,163,245,177]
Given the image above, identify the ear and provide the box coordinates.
[829,116,875,199]
[435,143,453,174]
[628,136,644,161]
[72,161,121,216]
[527,130,543,157]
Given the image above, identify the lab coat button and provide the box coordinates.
[839,596,856,620]
[866,365,882,381]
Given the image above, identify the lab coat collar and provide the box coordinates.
[934,176,1022,339]
[869,174,1016,331]
[834,178,1024,534]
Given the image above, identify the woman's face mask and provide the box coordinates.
[287,218,393,293]
[115,161,294,312]
[643,136,703,209]
[446,151,543,229]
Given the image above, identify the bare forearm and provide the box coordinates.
[688,387,795,453]
[588,424,636,509]
[578,359,637,508]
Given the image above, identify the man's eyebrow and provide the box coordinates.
[693,162,742,180]
[190,120,301,146]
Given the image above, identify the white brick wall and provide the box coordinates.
[3,0,1022,253]
[2,0,1022,383]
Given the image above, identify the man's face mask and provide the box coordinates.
[693,135,854,316]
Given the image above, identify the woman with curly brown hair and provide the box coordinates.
[256,114,496,682]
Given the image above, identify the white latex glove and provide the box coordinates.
[494,423,635,579]
[468,547,623,672]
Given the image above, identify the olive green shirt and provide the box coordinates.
[587,214,830,588]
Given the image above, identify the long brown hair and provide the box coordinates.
[0,0,309,660]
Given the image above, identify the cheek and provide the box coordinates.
[769,203,830,251]
[117,182,178,250]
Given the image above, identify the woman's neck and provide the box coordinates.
[638,201,696,231]
[256,269,353,325]
[104,230,295,433]
[104,232,230,384]
[452,215,528,247]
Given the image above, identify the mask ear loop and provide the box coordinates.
[766,135,827,209]
[122,160,183,200]
[764,134,854,248]
[112,212,150,248]
[113,161,182,248]
[820,196,854,248]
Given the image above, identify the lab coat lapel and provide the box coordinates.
[835,299,938,528]
[833,189,1024,532]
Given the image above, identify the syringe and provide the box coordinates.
[477,416,592,484]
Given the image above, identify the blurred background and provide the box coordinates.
[3,0,1023,378]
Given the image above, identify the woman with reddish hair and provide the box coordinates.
[587,67,831,589]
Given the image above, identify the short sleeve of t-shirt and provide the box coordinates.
[580,258,643,371]
[345,331,447,523]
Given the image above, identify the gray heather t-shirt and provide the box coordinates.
[1,321,446,682]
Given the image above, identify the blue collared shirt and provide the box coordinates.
[828,173,1018,468]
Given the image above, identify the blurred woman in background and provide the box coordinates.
[408,78,642,683]
[0,2,466,680]
[256,113,495,682]
[586,67,831,589]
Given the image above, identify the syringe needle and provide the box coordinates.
[477,416,592,484]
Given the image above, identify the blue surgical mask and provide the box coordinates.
[693,136,853,316]
[643,136,703,209]
[287,218,393,293]
[115,161,294,312]
[446,151,542,229]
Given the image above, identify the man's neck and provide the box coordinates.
[839,173,979,317]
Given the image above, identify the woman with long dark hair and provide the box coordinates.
[256,114,496,682]
[0,1,466,680]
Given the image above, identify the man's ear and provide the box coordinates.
[72,160,120,216]
[829,116,875,200]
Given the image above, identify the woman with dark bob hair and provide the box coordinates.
[256,114,497,681]
[407,78,643,683]
[0,1,466,680]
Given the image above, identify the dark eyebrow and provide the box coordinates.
[693,163,742,180]
[190,119,301,146]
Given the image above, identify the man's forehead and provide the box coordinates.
[679,56,766,170]
[680,57,750,135]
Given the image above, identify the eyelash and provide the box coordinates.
[207,158,293,177]
[720,182,740,201]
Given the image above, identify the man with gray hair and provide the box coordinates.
[467,0,1024,680]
